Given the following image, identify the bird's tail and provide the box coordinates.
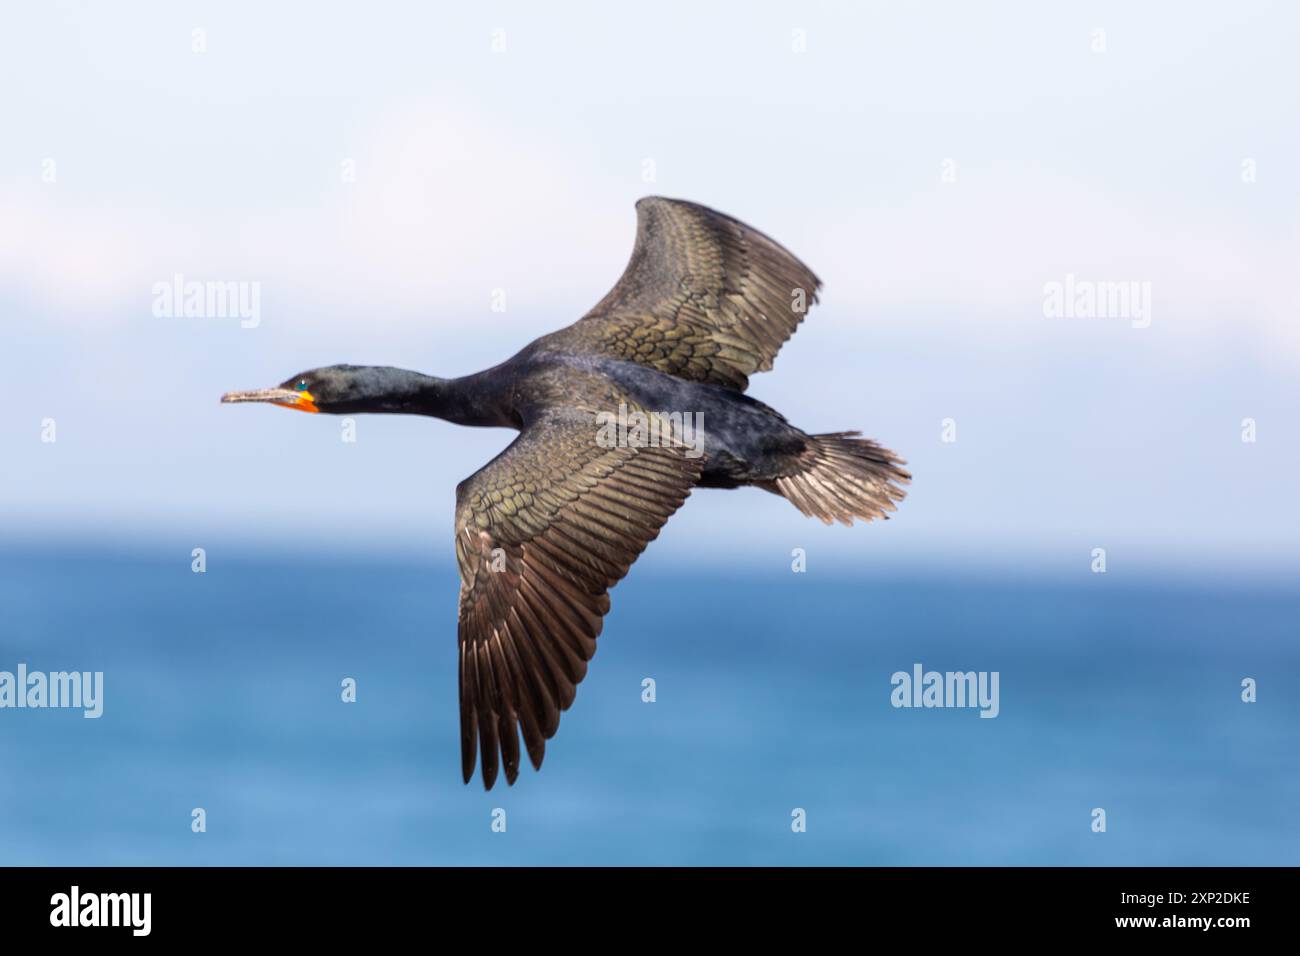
[761,432,910,526]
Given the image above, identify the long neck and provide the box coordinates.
[344,366,513,427]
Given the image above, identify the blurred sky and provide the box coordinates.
[2,0,1298,578]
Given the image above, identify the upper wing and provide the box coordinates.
[454,410,702,789]
[545,197,822,391]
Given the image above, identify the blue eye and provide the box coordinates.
[295,380,308,391]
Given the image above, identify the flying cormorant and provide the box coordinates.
[222,197,909,789]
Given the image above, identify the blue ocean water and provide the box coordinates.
[0,544,1295,866]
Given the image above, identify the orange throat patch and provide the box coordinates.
[283,390,319,413]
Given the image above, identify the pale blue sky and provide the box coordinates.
[3,1,1298,577]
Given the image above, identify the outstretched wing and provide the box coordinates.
[545,197,822,391]
[454,409,702,789]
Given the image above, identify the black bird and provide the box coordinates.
[222,197,909,789]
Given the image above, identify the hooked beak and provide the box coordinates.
[220,387,319,413]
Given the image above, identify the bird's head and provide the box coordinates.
[222,364,437,415]
[220,365,369,414]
